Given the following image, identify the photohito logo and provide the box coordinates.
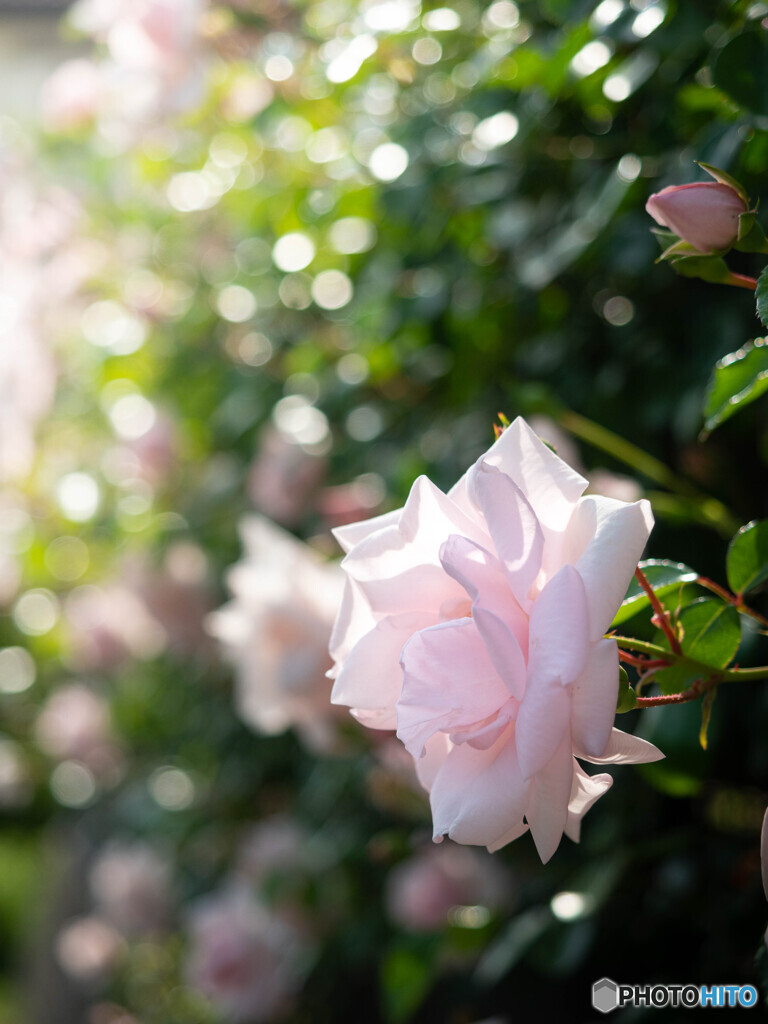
[591,978,758,1013]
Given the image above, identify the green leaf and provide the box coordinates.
[612,559,698,626]
[701,337,768,435]
[713,28,768,116]
[726,519,768,595]
[654,598,740,694]
[757,265,768,330]
[381,947,433,1024]
[669,254,733,284]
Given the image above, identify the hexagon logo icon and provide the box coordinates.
[592,977,619,1014]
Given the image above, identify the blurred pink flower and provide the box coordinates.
[34,683,122,778]
[40,60,103,132]
[330,417,663,862]
[236,816,309,886]
[64,584,167,673]
[90,841,173,936]
[186,887,309,1023]
[386,841,512,933]
[208,517,344,751]
[248,425,327,527]
[646,181,746,254]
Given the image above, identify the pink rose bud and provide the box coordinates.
[645,181,746,254]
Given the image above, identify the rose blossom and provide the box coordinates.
[208,517,344,752]
[645,180,746,254]
[330,417,663,862]
[386,841,512,933]
[185,886,309,1023]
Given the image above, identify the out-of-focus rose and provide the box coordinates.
[208,517,344,752]
[645,181,746,254]
[236,816,308,886]
[185,887,309,1024]
[90,841,173,936]
[248,425,327,527]
[34,683,122,778]
[386,841,512,933]
[64,584,167,673]
[40,60,103,132]
[330,417,663,862]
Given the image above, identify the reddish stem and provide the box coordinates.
[696,575,768,630]
[634,566,683,656]
[726,272,758,292]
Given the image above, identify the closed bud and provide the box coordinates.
[646,181,746,254]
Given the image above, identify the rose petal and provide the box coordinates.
[467,462,544,610]
[429,726,529,848]
[332,508,402,554]
[576,726,664,764]
[528,564,590,687]
[515,676,570,781]
[416,732,451,792]
[331,611,434,728]
[566,495,654,641]
[570,638,620,758]
[398,618,510,758]
[474,417,587,536]
[439,534,528,698]
[564,764,613,842]
[328,577,376,672]
[525,731,573,863]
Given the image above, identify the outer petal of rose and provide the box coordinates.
[440,534,528,698]
[474,417,587,536]
[525,731,573,863]
[415,732,451,792]
[429,726,529,848]
[328,577,377,673]
[528,564,589,686]
[564,763,613,842]
[761,807,768,901]
[467,462,544,611]
[576,726,664,764]
[566,495,654,641]
[332,507,402,554]
[570,638,620,758]
[331,611,434,727]
[397,618,511,758]
[341,476,484,614]
[487,820,530,853]
[515,675,570,781]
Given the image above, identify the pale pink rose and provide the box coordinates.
[235,816,308,886]
[208,517,344,751]
[386,841,512,932]
[646,181,746,254]
[41,60,103,132]
[64,584,167,672]
[330,417,664,862]
[185,887,309,1023]
[90,841,173,936]
[248,425,327,527]
[34,683,122,778]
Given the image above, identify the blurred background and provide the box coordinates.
[1,0,768,1021]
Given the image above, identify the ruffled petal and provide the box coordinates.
[439,534,528,698]
[570,638,620,758]
[515,675,570,781]
[328,577,376,673]
[397,618,510,758]
[529,564,589,686]
[331,611,434,729]
[332,507,402,555]
[565,495,654,641]
[525,730,574,863]
[576,726,664,764]
[472,417,587,536]
[564,763,613,842]
[415,732,452,792]
[467,462,544,611]
[429,726,529,848]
